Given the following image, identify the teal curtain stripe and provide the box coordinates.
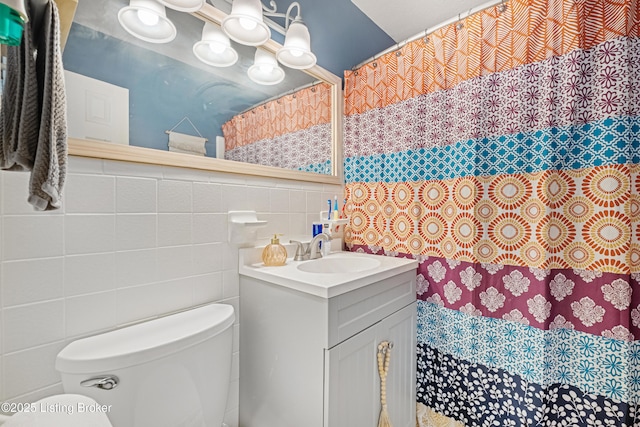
[344,116,640,183]
[298,160,332,175]
[417,301,640,404]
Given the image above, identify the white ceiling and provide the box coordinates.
[350,0,496,42]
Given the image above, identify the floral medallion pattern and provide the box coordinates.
[417,344,639,427]
[348,248,640,340]
[344,162,639,274]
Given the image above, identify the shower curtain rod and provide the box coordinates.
[352,0,506,70]
[238,79,323,115]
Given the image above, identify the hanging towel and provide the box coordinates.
[30,0,67,210]
[0,0,67,211]
[0,0,39,171]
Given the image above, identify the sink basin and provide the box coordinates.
[239,248,418,298]
[297,256,381,274]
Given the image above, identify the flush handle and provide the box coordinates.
[80,375,119,390]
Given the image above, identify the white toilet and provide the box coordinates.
[1,394,113,427]
[53,303,235,427]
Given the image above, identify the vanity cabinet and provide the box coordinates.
[239,267,416,427]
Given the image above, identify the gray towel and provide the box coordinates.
[0,0,67,210]
[0,0,39,171]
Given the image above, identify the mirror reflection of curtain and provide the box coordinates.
[222,81,332,174]
[343,0,639,426]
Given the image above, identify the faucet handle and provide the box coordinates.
[289,240,308,261]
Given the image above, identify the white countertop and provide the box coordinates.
[239,247,418,298]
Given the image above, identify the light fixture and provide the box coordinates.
[118,0,177,44]
[222,0,317,70]
[193,22,238,67]
[248,48,284,85]
[221,0,270,46]
[276,9,316,69]
[156,0,204,13]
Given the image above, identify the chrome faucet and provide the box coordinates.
[290,232,330,261]
[289,240,309,261]
[309,232,329,259]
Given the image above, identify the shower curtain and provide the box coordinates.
[342,0,639,425]
[222,82,332,173]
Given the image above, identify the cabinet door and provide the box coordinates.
[325,303,416,427]
[383,303,417,427]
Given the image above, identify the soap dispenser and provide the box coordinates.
[262,234,287,266]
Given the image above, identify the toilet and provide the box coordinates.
[54,303,235,427]
[1,394,113,427]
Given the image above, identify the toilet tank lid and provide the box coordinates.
[55,303,235,374]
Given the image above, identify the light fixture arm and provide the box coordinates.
[262,0,277,14]
[262,1,302,31]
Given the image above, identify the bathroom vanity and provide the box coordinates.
[239,250,417,427]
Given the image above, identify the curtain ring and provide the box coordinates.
[456,13,464,30]
[498,0,508,13]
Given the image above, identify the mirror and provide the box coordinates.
[63,0,342,184]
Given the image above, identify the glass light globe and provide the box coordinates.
[193,22,238,67]
[239,17,257,31]
[276,19,316,69]
[118,0,177,44]
[137,9,159,26]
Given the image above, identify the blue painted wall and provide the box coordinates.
[63,23,266,157]
[273,0,395,76]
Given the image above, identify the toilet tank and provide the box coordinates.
[56,303,235,427]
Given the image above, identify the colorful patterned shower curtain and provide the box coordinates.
[222,82,332,173]
[342,0,639,425]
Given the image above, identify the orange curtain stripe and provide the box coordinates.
[222,82,332,151]
[344,0,640,116]
[343,163,640,275]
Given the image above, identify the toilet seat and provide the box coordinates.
[2,394,113,427]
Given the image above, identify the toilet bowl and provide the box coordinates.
[55,303,235,427]
[1,394,113,427]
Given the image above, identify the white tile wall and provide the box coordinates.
[0,157,342,427]
[2,216,64,260]
[115,214,157,251]
[2,258,64,306]
[65,214,116,255]
[64,175,115,213]
[64,253,116,296]
[116,176,157,213]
